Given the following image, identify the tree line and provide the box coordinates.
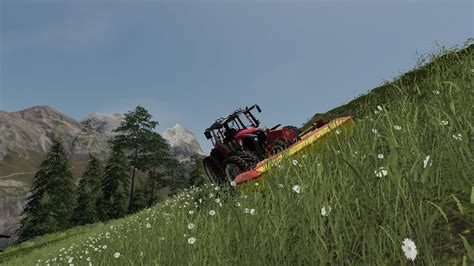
[16,106,206,243]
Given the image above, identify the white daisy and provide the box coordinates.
[250,209,256,215]
[377,154,384,159]
[375,167,388,177]
[113,252,120,259]
[215,198,221,204]
[146,223,151,229]
[394,125,402,130]
[230,181,236,186]
[278,184,284,188]
[321,206,331,217]
[401,238,417,261]
[441,120,449,126]
[372,128,378,134]
[452,133,463,140]
[335,129,341,135]
[187,237,196,245]
[423,155,432,168]
[292,160,299,166]
[292,185,302,194]
[188,210,194,215]
[377,105,383,111]
[188,223,195,230]
[209,210,216,216]
[432,90,440,95]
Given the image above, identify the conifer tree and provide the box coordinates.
[99,145,130,220]
[112,105,158,213]
[189,154,206,187]
[140,131,173,207]
[16,138,76,242]
[72,155,102,225]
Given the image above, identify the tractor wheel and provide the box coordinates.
[284,126,301,141]
[203,156,225,184]
[234,149,259,169]
[223,155,251,182]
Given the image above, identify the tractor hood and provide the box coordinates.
[235,128,259,140]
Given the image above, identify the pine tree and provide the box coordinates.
[140,131,173,207]
[189,154,206,187]
[111,105,158,213]
[131,181,148,211]
[72,155,102,226]
[16,138,76,242]
[99,145,130,220]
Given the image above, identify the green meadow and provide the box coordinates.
[1,43,473,265]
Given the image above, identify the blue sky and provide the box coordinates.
[1,0,472,153]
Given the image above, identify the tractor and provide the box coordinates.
[202,104,300,183]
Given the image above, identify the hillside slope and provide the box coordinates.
[1,44,473,265]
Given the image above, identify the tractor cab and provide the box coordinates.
[204,104,262,146]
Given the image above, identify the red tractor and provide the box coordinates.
[203,104,300,183]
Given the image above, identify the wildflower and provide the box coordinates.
[140,251,144,257]
[377,105,383,111]
[209,210,216,216]
[292,160,299,166]
[401,238,417,261]
[146,223,151,229]
[102,245,107,250]
[452,133,463,140]
[188,223,195,230]
[292,185,302,194]
[375,167,388,177]
[244,208,250,214]
[377,154,384,159]
[188,210,194,215]
[113,252,121,259]
[432,90,440,95]
[335,129,341,135]
[335,150,340,154]
[374,110,380,114]
[68,258,73,264]
[188,237,196,245]
[302,155,307,158]
[278,184,284,188]
[214,186,220,191]
[371,128,378,134]
[230,181,236,186]
[471,69,474,73]
[236,202,241,207]
[250,209,256,215]
[86,257,91,262]
[254,182,259,186]
[394,125,402,130]
[441,120,449,126]
[209,193,214,198]
[215,198,221,204]
[321,206,331,217]
[423,155,432,168]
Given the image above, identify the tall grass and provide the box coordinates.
[1,44,473,265]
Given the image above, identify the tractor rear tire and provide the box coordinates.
[203,156,225,184]
[223,155,252,182]
[234,149,259,169]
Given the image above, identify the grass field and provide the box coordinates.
[1,43,473,265]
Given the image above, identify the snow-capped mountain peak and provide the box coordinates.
[162,123,205,162]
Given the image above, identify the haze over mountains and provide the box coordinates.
[0,106,205,167]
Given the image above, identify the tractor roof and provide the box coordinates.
[205,105,260,131]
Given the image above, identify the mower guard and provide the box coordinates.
[234,116,353,185]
